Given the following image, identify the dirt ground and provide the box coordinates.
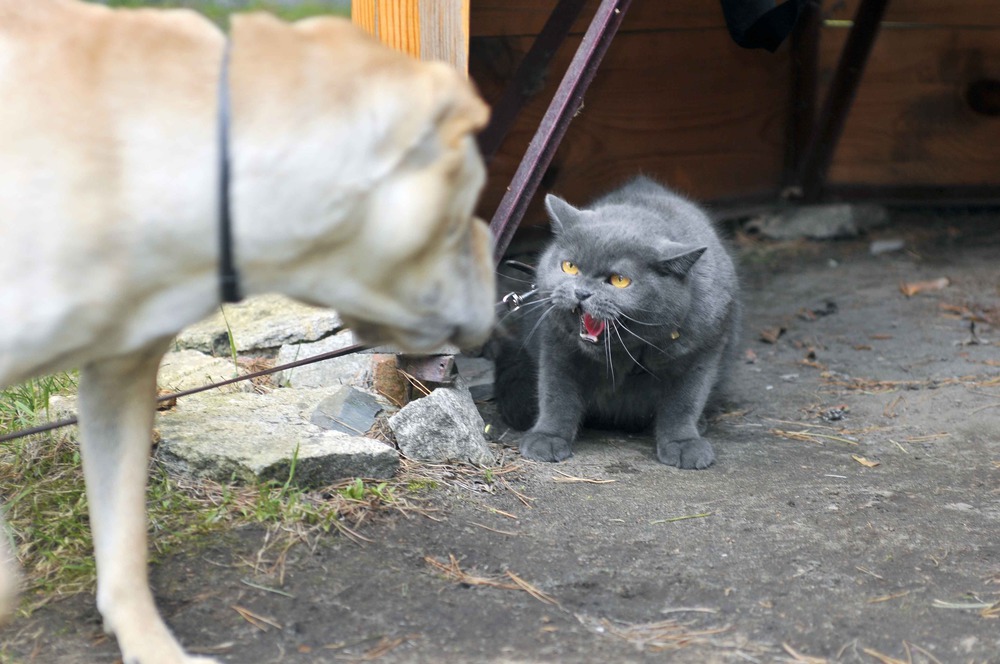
[4,210,1000,663]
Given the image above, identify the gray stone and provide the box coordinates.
[454,354,495,402]
[310,386,384,436]
[158,350,250,393]
[388,384,493,465]
[870,238,906,256]
[175,294,342,355]
[748,204,889,241]
[156,387,398,486]
[274,330,369,388]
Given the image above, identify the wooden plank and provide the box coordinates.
[471,0,726,37]
[826,0,1000,27]
[375,0,421,59]
[420,0,470,72]
[471,29,789,224]
[352,1,419,55]
[352,0,470,70]
[820,27,1000,185]
[351,0,377,35]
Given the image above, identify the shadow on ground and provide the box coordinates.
[4,211,1000,663]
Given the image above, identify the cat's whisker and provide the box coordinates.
[618,311,663,327]
[520,303,558,350]
[495,295,554,326]
[615,317,667,353]
[611,320,657,380]
[496,271,535,286]
[604,322,615,388]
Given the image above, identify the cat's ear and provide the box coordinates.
[545,194,588,235]
[656,245,707,278]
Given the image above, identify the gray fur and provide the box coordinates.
[492,176,741,469]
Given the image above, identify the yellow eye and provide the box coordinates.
[609,274,631,288]
[561,260,580,275]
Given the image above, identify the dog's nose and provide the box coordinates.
[575,288,593,301]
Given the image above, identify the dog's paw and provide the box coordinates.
[114,617,222,664]
[657,437,715,469]
[519,432,573,462]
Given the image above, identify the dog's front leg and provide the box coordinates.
[78,342,218,664]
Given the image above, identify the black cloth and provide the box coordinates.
[719,0,807,52]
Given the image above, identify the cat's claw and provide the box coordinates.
[657,437,715,469]
[519,432,573,462]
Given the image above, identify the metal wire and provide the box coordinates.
[0,343,369,443]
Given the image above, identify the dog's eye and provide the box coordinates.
[609,274,631,288]
[561,260,579,275]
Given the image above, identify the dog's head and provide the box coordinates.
[231,15,495,352]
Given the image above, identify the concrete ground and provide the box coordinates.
[4,209,999,663]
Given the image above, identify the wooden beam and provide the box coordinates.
[351,0,470,73]
[488,0,635,263]
[794,0,891,202]
[477,0,588,161]
[783,0,821,194]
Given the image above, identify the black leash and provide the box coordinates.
[218,39,242,304]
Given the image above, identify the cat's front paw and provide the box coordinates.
[519,432,573,462]
[657,437,715,469]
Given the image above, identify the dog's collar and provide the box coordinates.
[218,39,242,303]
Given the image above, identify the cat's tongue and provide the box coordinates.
[580,313,606,343]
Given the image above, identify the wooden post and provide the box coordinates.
[351,0,469,73]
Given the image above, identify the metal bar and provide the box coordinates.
[782,0,821,193]
[476,0,588,161]
[488,0,634,265]
[794,0,891,202]
[398,354,457,384]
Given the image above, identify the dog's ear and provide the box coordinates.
[424,61,490,149]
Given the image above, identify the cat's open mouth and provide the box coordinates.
[577,311,606,343]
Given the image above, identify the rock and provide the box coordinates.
[388,384,493,465]
[870,238,906,256]
[46,394,78,423]
[158,350,249,393]
[454,354,495,401]
[274,330,368,388]
[175,294,342,355]
[310,386,385,436]
[156,387,398,486]
[371,355,410,407]
[748,204,889,241]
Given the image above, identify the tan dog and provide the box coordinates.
[0,1,494,662]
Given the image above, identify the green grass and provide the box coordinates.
[0,360,507,618]
[0,376,405,614]
[98,0,350,24]
[0,374,77,434]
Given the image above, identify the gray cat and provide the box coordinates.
[492,176,741,469]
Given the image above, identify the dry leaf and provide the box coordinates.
[156,388,177,411]
[899,277,950,297]
[851,454,880,468]
[744,349,758,364]
[759,326,785,344]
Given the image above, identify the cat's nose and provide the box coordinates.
[575,288,593,301]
